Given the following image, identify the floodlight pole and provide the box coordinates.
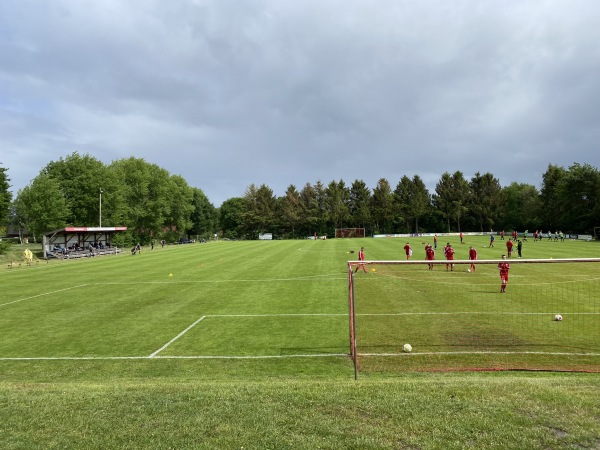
[99,188,103,227]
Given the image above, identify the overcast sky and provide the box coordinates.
[2,0,599,206]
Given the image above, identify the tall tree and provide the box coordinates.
[299,182,319,237]
[394,176,411,232]
[409,175,431,234]
[279,184,302,238]
[556,163,600,233]
[219,197,244,239]
[43,152,125,227]
[189,188,217,239]
[0,165,11,228]
[394,175,431,234]
[469,172,504,232]
[348,179,371,231]
[540,164,567,231]
[370,178,395,234]
[433,171,469,232]
[313,180,327,236]
[165,175,195,238]
[325,180,350,231]
[502,182,542,231]
[13,173,71,241]
[110,157,172,242]
[242,183,277,238]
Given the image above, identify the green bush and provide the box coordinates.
[0,238,12,255]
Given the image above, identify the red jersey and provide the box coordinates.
[445,247,455,260]
[498,262,510,276]
[358,249,365,261]
[425,247,435,260]
[404,244,411,255]
[506,240,513,250]
[469,248,477,260]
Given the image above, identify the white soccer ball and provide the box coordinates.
[467,269,471,272]
[403,343,412,353]
[554,314,563,321]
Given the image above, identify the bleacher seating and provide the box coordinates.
[47,245,123,260]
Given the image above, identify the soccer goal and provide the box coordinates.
[336,228,366,239]
[348,258,600,377]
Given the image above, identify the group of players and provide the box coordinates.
[417,241,510,293]
[353,240,511,293]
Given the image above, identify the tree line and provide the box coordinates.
[0,153,599,245]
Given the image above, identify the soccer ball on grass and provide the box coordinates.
[402,343,412,353]
[554,314,563,321]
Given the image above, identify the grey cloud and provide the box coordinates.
[1,0,599,205]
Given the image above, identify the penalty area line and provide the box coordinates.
[148,316,206,358]
[0,284,89,308]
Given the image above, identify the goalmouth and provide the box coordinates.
[348,258,600,377]
[336,228,366,239]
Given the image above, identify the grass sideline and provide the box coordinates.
[1,236,600,449]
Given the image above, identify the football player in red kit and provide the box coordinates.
[498,255,510,293]
[445,244,455,271]
[468,246,477,272]
[425,243,435,270]
[353,247,367,273]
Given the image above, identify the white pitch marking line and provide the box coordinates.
[357,312,600,316]
[95,275,345,284]
[0,354,349,361]
[359,351,600,357]
[207,313,347,317]
[0,284,89,308]
[149,316,206,358]
[152,354,349,359]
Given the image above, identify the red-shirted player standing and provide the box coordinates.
[445,244,455,271]
[468,246,477,272]
[425,243,435,270]
[353,246,367,273]
[403,242,412,260]
[498,255,510,293]
[506,239,514,258]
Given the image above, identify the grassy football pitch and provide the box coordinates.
[1,236,600,449]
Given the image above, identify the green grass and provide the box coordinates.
[1,236,600,449]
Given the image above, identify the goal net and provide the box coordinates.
[336,228,366,239]
[348,258,600,376]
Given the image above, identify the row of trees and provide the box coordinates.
[1,154,599,245]
[222,163,600,239]
[1,153,218,246]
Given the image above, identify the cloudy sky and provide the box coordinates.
[1,0,599,206]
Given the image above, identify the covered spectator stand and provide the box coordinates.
[43,227,127,259]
